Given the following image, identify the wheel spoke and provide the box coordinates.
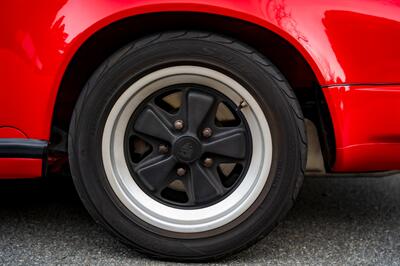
[135,155,177,192]
[184,90,216,133]
[186,163,225,204]
[133,107,175,143]
[203,128,247,159]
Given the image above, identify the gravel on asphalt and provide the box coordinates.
[1,174,400,265]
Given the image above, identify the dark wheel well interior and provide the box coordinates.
[51,12,335,169]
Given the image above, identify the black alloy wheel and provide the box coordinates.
[125,85,252,208]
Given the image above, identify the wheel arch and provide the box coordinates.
[51,11,335,169]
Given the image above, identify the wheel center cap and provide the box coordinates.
[173,136,202,163]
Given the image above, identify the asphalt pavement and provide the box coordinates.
[1,174,400,265]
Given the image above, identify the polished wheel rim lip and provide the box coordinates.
[102,66,273,233]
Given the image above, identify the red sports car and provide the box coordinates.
[1,0,400,261]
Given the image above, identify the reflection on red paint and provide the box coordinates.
[0,0,400,174]
[323,10,400,85]
[324,85,400,171]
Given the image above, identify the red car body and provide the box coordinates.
[1,0,400,178]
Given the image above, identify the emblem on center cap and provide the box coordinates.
[179,142,194,160]
[174,137,201,162]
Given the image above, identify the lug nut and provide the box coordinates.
[158,144,169,154]
[202,127,213,138]
[176,167,186,176]
[174,120,184,130]
[203,158,213,168]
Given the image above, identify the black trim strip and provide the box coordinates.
[0,139,47,158]
[321,82,400,88]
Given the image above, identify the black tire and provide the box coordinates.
[68,31,306,261]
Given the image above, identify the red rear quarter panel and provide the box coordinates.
[1,0,400,173]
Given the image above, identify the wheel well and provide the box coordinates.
[52,12,335,169]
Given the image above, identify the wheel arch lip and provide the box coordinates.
[54,0,400,97]
[48,1,326,133]
[55,2,323,83]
